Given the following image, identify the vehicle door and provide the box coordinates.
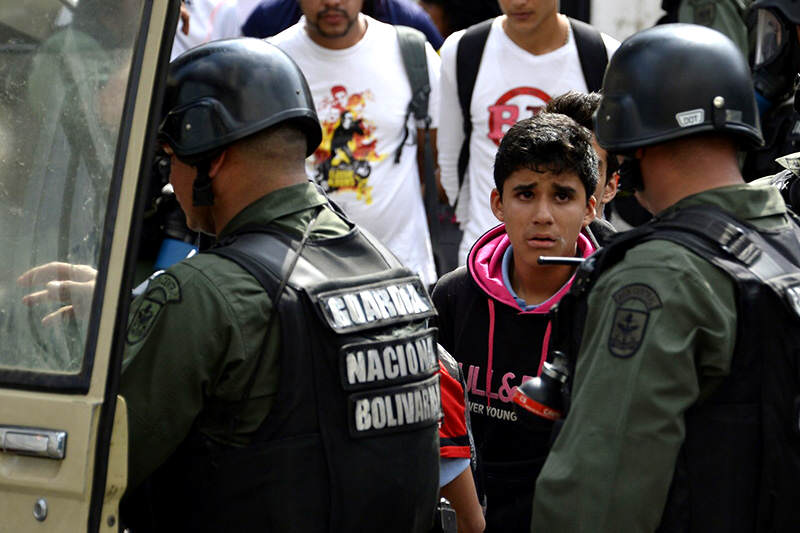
[0,1,178,531]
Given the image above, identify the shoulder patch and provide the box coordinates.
[690,0,716,26]
[608,284,662,358]
[126,273,182,345]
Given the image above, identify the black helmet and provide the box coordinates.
[159,38,322,158]
[595,24,764,153]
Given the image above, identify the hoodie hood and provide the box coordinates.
[467,223,596,313]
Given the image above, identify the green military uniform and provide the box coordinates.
[531,184,789,531]
[677,0,752,58]
[120,182,349,489]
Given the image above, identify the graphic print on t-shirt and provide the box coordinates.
[459,361,538,423]
[312,85,387,204]
[487,87,552,145]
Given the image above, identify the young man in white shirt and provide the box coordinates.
[437,0,619,265]
[271,0,440,285]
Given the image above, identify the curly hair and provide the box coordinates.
[493,113,599,203]
[545,91,619,183]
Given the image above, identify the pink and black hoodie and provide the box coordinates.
[431,223,596,531]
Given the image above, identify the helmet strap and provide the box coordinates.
[192,160,214,206]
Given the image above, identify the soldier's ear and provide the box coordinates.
[602,173,620,205]
[582,195,597,228]
[208,149,228,178]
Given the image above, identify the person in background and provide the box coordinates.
[243,0,443,48]
[742,0,800,180]
[271,0,441,286]
[437,0,618,266]
[418,0,501,38]
[657,0,752,57]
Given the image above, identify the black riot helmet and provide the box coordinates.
[159,38,322,160]
[595,24,764,154]
[751,0,800,103]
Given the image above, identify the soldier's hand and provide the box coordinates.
[17,262,98,325]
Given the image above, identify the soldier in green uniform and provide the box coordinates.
[659,0,752,58]
[117,39,441,532]
[530,24,800,532]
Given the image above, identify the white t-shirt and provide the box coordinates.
[171,0,242,60]
[271,16,441,285]
[437,16,620,264]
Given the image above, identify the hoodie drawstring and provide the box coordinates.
[486,298,496,407]
[538,320,552,377]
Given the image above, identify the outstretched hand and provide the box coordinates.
[18,262,98,325]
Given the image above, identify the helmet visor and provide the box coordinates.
[754,8,788,67]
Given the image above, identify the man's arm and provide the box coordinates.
[438,347,484,532]
[441,466,485,533]
[120,264,247,489]
[531,242,736,531]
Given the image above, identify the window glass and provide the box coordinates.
[0,0,142,374]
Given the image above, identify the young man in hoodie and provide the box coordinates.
[431,112,598,532]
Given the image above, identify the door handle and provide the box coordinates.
[0,426,66,459]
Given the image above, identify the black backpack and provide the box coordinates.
[396,26,462,276]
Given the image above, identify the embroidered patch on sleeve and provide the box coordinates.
[126,273,182,345]
[691,0,717,26]
[608,284,662,358]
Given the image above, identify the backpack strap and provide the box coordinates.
[568,17,608,93]
[456,18,493,189]
[395,25,431,163]
[204,207,322,436]
[396,25,443,261]
[648,207,800,312]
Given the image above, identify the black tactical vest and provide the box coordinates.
[548,205,800,533]
[129,218,441,532]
